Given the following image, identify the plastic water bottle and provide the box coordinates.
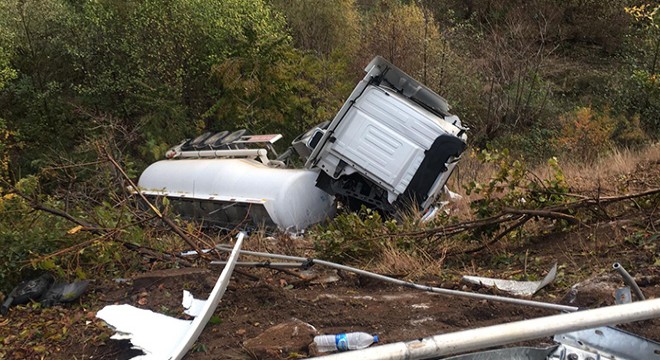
[314,332,378,352]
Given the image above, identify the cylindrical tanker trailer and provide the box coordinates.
[138,158,335,231]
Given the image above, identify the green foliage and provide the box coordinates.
[206,50,353,141]
[0,0,297,175]
[464,148,569,222]
[0,180,63,292]
[0,175,144,293]
[0,118,20,181]
[271,0,360,58]
[607,4,660,136]
[311,206,398,262]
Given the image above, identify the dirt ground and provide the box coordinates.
[1,223,658,360]
[1,158,659,359]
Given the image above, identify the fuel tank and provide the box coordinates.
[138,158,336,231]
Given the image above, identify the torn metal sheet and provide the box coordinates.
[553,325,660,360]
[424,326,660,360]
[462,263,557,296]
[96,232,245,360]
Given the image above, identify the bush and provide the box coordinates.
[555,107,615,161]
[311,206,397,263]
[0,175,145,293]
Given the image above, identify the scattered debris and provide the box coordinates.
[1,273,54,315]
[439,324,660,360]
[553,325,660,360]
[315,299,660,360]
[1,273,88,316]
[213,247,577,312]
[96,232,245,360]
[462,263,557,296]
[40,280,90,307]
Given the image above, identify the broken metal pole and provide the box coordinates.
[215,261,305,268]
[212,246,578,313]
[315,298,660,360]
[613,262,645,301]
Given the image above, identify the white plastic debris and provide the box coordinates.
[444,185,463,202]
[96,304,193,359]
[462,263,557,296]
[182,290,207,317]
[96,232,245,360]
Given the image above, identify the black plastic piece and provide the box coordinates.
[182,132,213,151]
[401,134,466,205]
[203,131,230,148]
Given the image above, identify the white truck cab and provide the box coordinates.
[303,56,467,214]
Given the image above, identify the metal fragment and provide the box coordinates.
[613,262,645,301]
[462,263,557,296]
[213,247,577,312]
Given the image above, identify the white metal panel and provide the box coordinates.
[319,85,457,196]
[331,109,423,189]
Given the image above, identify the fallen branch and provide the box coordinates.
[104,147,210,259]
[357,188,658,253]
[2,180,107,235]
[502,207,582,225]
[123,242,195,267]
[462,215,530,254]
[424,187,659,240]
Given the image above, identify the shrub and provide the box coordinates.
[555,107,615,161]
[0,175,145,293]
[311,206,397,263]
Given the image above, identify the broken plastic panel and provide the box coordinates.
[96,232,245,360]
[462,263,557,296]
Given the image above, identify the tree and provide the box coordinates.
[622,4,660,134]
[271,0,361,59]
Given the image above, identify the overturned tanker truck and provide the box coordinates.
[137,56,468,231]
